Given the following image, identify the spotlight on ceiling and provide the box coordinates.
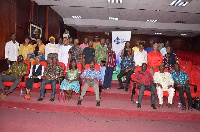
[147,20,157,22]
[109,17,119,20]
[170,0,189,7]
[181,33,187,36]
[107,0,123,4]
[72,16,81,19]
[155,33,162,35]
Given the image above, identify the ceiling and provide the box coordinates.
[34,0,200,37]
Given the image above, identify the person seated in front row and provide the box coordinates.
[133,63,157,109]
[60,59,81,100]
[0,55,27,99]
[77,61,101,106]
[153,64,174,108]
[37,57,64,102]
[171,63,193,111]
[117,50,135,91]
[24,56,44,100]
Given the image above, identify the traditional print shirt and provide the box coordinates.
[133,70,153,85]
[83,47,95,64]
[154,71,174,91]
[68,46,83,63]
[134,50,147,66]
[171,70,189,86]
[45,43,59,60]
[95,44,108,64]
[58,45,72,66]
[66,69,81,80]
[107,50,117,67]
[44,64,64,79]
[147,51,163,68]
[5,40,19,61]
[121,56,135,70]
[3,62,27,78]
[163,53,179,71]
[81,68,101,83]
[18,44,34,60]
[93,42,100,49]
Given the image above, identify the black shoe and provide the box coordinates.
[188,106,193,111]
[137,103,141,108]
[182,105,186,110]
[77,100,81,105]
[151,104,157,110]
[125,88,128,92]
[96,101,100,106]
[49,98,55,102]
[37,98,43,101]
[117,87,124,89]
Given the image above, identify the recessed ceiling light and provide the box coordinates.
[155,10,161,11]
[109,17,118,20]
[107,0,123,4]
[175,21,185,23]
[155,33,162,35]
[169,0,189,7]
[181,33,187,36]
[147,20,157,22]
[72,16,81,19]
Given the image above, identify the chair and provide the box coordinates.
[81,64,100,92]
[180,61,192,68]
[3,60,31,88]
[192,65,200,71]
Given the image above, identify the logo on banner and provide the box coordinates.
[114,36,125,45]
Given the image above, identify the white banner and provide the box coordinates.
[112,31,131,79]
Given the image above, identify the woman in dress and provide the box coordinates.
[60,59,81,100]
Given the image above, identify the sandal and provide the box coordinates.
[24,95,31,100]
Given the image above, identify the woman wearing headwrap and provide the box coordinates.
[163,46,179,72]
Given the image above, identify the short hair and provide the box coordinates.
[35,56,41,60]
[25,36,31,40]
[59,37,63,40]
[153,43,158,47]
[74,38,79,41]
[36,37,42,41]
[139,41,145,46]
[10,33,15,37]
[100,38,105,41]
[88,39,93,43]
[63,37,68,40]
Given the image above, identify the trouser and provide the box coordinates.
[40,79,58,98]
[25,78,41,90]
[177,86,192,107]
[157,86,175,104]
[117,70,133,88]
[80,81,100,100]
[104,67,114,87]
[100,66,106,84]
[138,84,156,105]
[0,75,20,93]
[47,53,58,64]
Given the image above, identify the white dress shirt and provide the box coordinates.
[134,50,147,66]
[153,71,174,91]
[58,45,72,66]
[45,43,59,60]
[28,64,44,79]
[5,40,19,61]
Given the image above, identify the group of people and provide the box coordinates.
[0,33,193,110]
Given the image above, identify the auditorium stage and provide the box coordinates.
[0,82,200,122]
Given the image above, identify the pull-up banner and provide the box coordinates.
[112,31,131,80]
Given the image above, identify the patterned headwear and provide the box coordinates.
[49,36,55,41]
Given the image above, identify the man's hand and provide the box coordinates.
[16,75,22,79]
[6,59,10,65]
[52,77,56,80]
[33,76,38,78]
[68,80,72,83]
[46,75,50,80]
[179,83,183,87]
[84,77,89,81]
[168,85,172,89]
[157,83,163,88]
[139,82,144,85]
[125,69,129,73]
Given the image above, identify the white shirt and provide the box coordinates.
[160,47,167,56]
[28,64,44,79]
[153,71,174,91]
[45,43,59,60]
[5,40,19,61]
[134,50,147,66]
[58,45,72,66]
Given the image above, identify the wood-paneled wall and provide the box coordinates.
[78,32,195,51]
[0,0,64,58]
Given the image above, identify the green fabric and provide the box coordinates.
[4,62,27,78]
[95,44,108,64]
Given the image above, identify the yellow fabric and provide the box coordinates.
[33,44,45,54]
[18,44,34,60]
[49,36,55,41]
[93,42,100,49]
[132,46,139,52]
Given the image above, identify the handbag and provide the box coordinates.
[192,97,200,111]
[58,90,66,102]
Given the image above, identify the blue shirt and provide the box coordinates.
[121,56,135,70]
[171,70,189,85]
[145,47,154,53]
[81,68,101,82]
[160,47,167,56]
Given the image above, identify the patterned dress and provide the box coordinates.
[60,69,81,93]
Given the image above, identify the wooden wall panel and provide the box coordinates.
[0,0,16,58]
